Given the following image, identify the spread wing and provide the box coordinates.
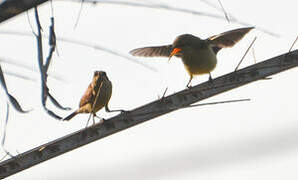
[129,45,173,57]
[207,27,254,48]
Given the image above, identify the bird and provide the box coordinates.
[130,27,254,87]
[63,71,123,124]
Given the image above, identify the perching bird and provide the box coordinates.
[130,27,254,87]
[63,71,123,124]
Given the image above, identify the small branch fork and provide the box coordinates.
[33,7,70,119]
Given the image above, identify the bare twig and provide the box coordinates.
[217,0,230,22]
[289,35,298,53]
[0,64,30,113]
[45,17,56,72]
[67,0,279,37]
[0,30,157,72]
[252,47,257,63]
[235,36,257,71]
[74,0,85,28]
[26,11,37,36]
[1,103,9,148]
[0,103,16,160]
[181,98,250,109]
[86,78,104,126]
[158,87,168,100]
[0,50,297,178]
[34,7,68,119]
[2,71,36,81]
[0,56,65,82]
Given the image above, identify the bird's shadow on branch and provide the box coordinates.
[61,125,298,180]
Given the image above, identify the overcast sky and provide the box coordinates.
[0,0,297,179]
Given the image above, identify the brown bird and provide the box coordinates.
[63,71,123,124]
[130,27,254,87]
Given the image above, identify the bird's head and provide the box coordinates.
[94,71,107,77]
[93,71,108,82]
[168,34,202,61]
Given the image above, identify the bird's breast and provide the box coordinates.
[182,46,217,75]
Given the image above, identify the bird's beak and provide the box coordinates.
[168,48,182,62]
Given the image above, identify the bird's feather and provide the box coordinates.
[130,45,173,57]
[207,27,254,48]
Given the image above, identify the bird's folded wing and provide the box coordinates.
[79,83,95,107]
[207,27,254,48]
[129,45,173,57]
[79,78,103,108]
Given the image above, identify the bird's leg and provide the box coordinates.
[208,72,213,82]
[85,112,93,128]
[186,75,193,88]
[92,113,96,125]
[93,113,105,124]
[105,104,126,114]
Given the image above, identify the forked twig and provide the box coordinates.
[34,7,69,119]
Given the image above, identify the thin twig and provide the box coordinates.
[2,71,36,81]
[45,17,56,72]
[0,64,30,113]
[67,0,279,37]
[0,103,19,160]
[74,0,85,28]
[0,56,65,82]
[181,98,250,109]
[0,30,157,72]
[158,87,168,100]
[235,36,257,71]
[289,35,298,53]
[217,0,230,22]
[86,79,104,127]
[26,11,37,36]
[1,103,9,148]
[252,47,257,63]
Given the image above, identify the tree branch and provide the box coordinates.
[0,0,48,23]
[0,50,297,178]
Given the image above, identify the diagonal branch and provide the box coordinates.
[0,50,297,178]
[0,0,49,23]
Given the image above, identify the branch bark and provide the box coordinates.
[0,50,297,178]
[0,0,48,23]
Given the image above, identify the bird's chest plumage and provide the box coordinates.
[181,45,217,75]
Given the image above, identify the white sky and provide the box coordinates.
[0,0,297,179]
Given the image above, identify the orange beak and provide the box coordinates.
[168,48,182,62]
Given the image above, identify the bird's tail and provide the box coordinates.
[63,111,78,121]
